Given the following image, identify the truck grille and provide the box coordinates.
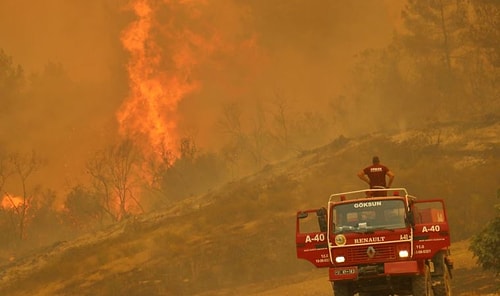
[347,244,396,262]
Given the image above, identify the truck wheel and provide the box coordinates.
[332,281,352,296]
[432,262,451,296]
[412,265,432,296]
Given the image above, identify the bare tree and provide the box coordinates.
[0,151,14,194]
[111,139,143,219]
[7,151,42,240]
[87,139,144,222]
[87,149,115,221]
[217,102,244,142]
[269,92,290,150]
[216,103,246,178]
[0,152,16,244]
[248,103,269,168]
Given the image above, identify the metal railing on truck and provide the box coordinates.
[329,187,416,202]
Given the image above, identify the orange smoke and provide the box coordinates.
[117,0,210,160]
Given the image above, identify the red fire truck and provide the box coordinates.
[295,188,453,296]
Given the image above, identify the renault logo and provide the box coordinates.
[367,246,376,258]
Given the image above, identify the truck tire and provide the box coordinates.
[412,265,432,296]
[332,282,352,296]
[432,260,451,296]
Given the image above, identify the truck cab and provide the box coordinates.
[296,188,453,296]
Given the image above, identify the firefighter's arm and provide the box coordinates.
[386,170,395,187]
[357,170,370,184]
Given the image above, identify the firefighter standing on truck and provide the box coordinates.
[357,156,395,196]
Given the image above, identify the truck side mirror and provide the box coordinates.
[298,212,308,219]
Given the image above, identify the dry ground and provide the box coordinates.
[194,240,499,296]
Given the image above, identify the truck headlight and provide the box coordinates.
[335,256,346,263]
[398,250,409,258]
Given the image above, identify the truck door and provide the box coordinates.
[295,208,331,268]
[411,199,451,258]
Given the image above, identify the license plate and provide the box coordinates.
[335,268,356,275]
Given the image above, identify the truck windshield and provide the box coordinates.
[332,199,406,233]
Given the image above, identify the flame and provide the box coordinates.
[118,0,264,162]
[1,195,24,209]
[118,0,206,160]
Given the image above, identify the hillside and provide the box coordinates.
[0,119,498,295]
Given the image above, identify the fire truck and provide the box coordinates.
[295,187,453,296]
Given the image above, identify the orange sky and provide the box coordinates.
[0,0,404,194]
